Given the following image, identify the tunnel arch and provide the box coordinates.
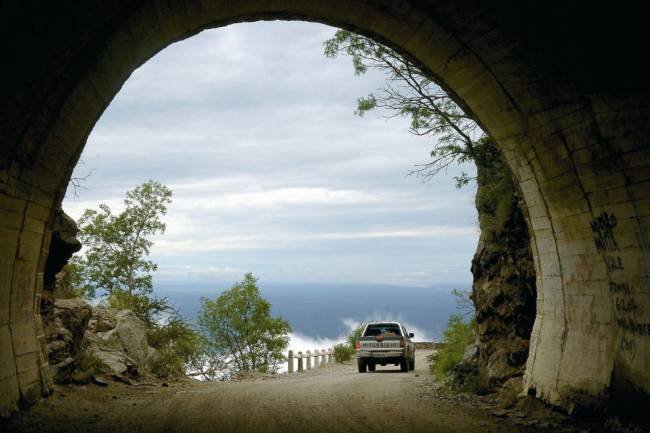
[1,0,649,416]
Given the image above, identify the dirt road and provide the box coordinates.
[1,350,571,433]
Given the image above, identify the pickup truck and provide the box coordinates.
[355,321,416,372]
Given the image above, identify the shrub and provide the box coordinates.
[332,324,363,363]
[346,325,363,347]
[333,343,355,363]
[430,314,476,381]
[71,351,108,383]
[149,346,185,379]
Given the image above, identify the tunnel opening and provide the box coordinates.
[1,0,649,425]
[38,20,538,397]
[45,19,486,378]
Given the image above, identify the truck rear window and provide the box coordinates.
[363,323,402,337]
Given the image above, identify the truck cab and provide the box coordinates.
[355,321,416,372]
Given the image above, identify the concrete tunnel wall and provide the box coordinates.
[1,0,649,416]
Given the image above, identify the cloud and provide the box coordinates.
[150,224,476,255]
[288,332,345,354]
[172,187,382,211]
[63,21,479,287]
[309,226,477,241]
[155,265,245,280]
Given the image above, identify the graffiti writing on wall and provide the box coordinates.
[609,281,630,293]
[590,211,648,352]
[591,212,624,271]
[617,318,650,336]
[591,212,619,253]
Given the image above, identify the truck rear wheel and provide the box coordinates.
[357,358,367,373]
[409,358,415,371]
[400,359,408,372]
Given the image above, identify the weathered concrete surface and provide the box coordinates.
[1,0,649,416]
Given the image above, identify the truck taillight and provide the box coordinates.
[400,338,405,348]
[355,341,361,350]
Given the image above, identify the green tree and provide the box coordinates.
[324,29,487,188]
[324,29,520,242]
[198,273,291,377]
[53,261,85,299]
[73,180,173,325]
[71,180,204,378]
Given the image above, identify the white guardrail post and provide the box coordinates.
[288,348,332,373]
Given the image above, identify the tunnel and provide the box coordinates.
[1,0,649,417]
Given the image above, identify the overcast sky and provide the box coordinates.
[63,21,478,288]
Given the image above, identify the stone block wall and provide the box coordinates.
[0,189,54,415]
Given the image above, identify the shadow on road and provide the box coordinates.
[369,369,407,374]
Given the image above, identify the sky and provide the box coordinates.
[63,20,479,289]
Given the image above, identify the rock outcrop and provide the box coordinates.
[83,307,157,382]
[41,208,88,383]
[470,143,537,391]
[44,301,158,383]
[44,209,82,292]
[40,208,157,384]
[43,298,93,383]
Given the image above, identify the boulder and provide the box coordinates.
[83,307,154,380]
[452,343,482,391]
[485,347,523,388]
[455,343,479,376]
